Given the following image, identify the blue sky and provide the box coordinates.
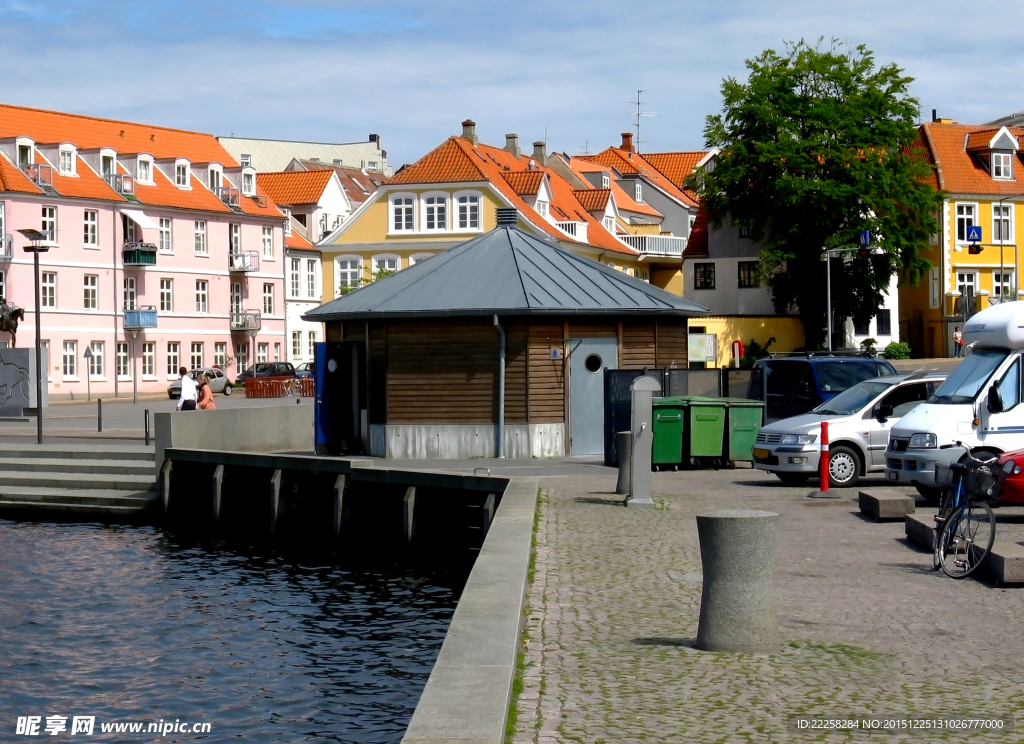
[1,0,1020,167]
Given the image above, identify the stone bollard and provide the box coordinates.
[615,431,632,495]
[696,509,779,653]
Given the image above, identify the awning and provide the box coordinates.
[121,209,158,229]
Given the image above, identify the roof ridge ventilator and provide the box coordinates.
[495,208,519,227]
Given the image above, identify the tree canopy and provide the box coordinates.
[697,39,943,349]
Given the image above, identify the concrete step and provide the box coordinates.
[0,486,158,508]
[859,489,916,521]
[0,444,154,461]
[0,471,155,491]
[0,499,156,516]
[0,457,154,475]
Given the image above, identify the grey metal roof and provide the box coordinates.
[303,226,709,321]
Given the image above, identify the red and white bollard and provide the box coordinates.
[809,420,838,498]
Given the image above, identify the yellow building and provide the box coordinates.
[905,121,1024,357]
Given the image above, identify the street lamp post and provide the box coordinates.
[16,229,57,445]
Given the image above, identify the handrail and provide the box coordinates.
[229,309,261,332]
[618,234,687,256]
[228,250,259,271]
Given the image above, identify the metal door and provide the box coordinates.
[570,337,618,456]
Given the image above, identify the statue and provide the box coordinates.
[0,298,25,347]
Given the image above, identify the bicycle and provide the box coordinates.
[931,441,1014,578]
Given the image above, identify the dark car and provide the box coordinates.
[294,362,314,379]
[235,362,296,382]
[748,355,897,422]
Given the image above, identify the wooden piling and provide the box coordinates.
[212,464,224,522]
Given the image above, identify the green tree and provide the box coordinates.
[698,39,943,349]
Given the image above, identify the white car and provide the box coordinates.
[753,372,946,488]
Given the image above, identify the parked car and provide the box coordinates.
[167,367,233,399]
[294,362,314,379]
[235,362,296,382]
[753,372,946,488]
[748,355,898,422]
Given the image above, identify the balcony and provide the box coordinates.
[216,186,241,210]
[229,250,259,272]
[105,173,135,197]
[123,305,158,330]
[122,241,158,266]
[0,234,12,258]
[250,194,268,208]
[618,234,688,257]
[230,310,261,333]
[22,163,53,188]
[555,220,588,243]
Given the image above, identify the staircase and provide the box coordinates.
[0,444,158,518]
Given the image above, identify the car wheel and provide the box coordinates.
[915,485,943,502]
[827,446,861,488]
[776,473,810,486]
[224,384,232,395]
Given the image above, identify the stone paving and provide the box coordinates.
[509,468,1024,743]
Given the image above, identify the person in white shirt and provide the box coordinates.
[176,366,198,411]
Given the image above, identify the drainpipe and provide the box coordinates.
[493,314,505,458]
[112,209,119,399]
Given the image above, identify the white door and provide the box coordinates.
[569,337,618,456]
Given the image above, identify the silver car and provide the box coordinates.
[752,372,946,488]
[167,367,233,399]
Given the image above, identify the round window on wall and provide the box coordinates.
[584,354,603,374]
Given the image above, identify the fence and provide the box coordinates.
[244,377,316,399]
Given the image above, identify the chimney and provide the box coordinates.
[461,119,478,146]
[369,133,381,147]
[505,133,521,158]
[532,141,546,166]
[932,109,937,122]
[620,132,635,153]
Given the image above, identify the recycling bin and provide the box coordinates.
[721,398,764,462]
[651,397,687,466]
[685,397,726,458]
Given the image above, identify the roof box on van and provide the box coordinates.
[962,301,1024,349]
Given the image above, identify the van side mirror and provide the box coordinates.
[877,404,894,423]
[988,386,1005,413]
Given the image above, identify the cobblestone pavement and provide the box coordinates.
[510,469,1024,744]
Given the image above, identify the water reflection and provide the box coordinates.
[0,521,466,743]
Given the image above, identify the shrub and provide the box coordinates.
[861,337,877,355]
[740,337,775,368]
[883,341,911,359]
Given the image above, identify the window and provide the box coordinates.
[41,206,56,238]
[853,315,871,336]
[142,342,155,377]
[738,261,759,288]
[62,341,77,378]
[59,149,74,175]
[0,202,4,240]
[137,158,151,183]
[175,164,189,187]
[392,196,414,231]
[263,283,274,315]
[292,331,302,359]
[101,155,115,179]
[994,204,1013,242]
[257,342,269,363]
[208,167,222,191]
[308,330,316,357]
[227,222,240,254]
[997,358,1021,410]
[457,194,479,229]
[195,280,208,313]
[424,195,447,230]
[336,257,361,293]
[262,226,273,258]
[634,182,642,203]
[160,278,173,312]
[242,172,255,196]
[694,263,715,289]
[290,258,300,297]
[83,275,98,310]
[876,309,892,336]
[373,256,398,279]
[240,154,251,168]
[159,218,172,252]
[237,343,248,374]
[0,270,4,302]
[603,216,615,231]
[282,208,292,236]
[230,282,241,314]
[956,203,976,243]
[166,342,180,376]
[994,271,1015,301]
[41,273,56,308]
[194,221,207,254]
[274,343,281,362]
[191,342,203,370]
[116,342,128,378]
[601,173,610,188]
[83,210,98,246]
[993,152,1012,180]
[123,276,136,309]
[738,225,751,238]
[18,144,31,168]
[307,259,317,298]
[89,341,103,378]
[214,342,227,368]
[124,215,136,243]
[535,200,549,218]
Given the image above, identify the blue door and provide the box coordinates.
[569,338,618,456]
[314,342,344,454]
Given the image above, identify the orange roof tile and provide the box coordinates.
[501,170,545,195]
[642,151,707,190]
[0,156,43,194]
[389,137,488,184]
[41,153,125,202]
[297,160,384,205]
[258,170,334,206]
[285,231,315,250]
[684,204,708,257]
[130,162,232,213]
[964,129,1005,151]
[573,188,610,212]
[919,121,1024,195]
[582,147,698,207]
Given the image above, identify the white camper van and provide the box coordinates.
[885,301,1024,496]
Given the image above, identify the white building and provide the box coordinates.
[218,135,391,176]
[285,234,322,365]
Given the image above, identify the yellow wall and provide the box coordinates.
[650,266,683,295]
[689,316,805,366]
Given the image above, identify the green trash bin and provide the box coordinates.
[651,397,687,466]
[685,397,726,459]
[721,398,764,463]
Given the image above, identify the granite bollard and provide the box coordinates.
[615,431,632,495]
[696,509,780,653]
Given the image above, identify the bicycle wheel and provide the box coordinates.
[932,488,953,570]
[939,501,996,579]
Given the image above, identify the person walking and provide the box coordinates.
[952,327,963,358]
[197,373,217,410]
[176,367,198,411]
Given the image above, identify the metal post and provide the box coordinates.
[826,250,832,352]
[33,250,43,445]
[144,408,150,446]
[97,399,102,432]
[130,331,138,404]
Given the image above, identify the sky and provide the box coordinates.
[1,0,1021,168]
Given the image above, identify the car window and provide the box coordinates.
[766,362,812,395]
[880,382,929,417]
[255,363,271,373]
[816,363,881,393]
[996,357,1021,411]
[817,380,892,415]
[930,348,1009,404]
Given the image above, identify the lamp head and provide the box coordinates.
[16,228,57,252]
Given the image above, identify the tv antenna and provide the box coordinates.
[631,89,656,153]
[580,140,589,155]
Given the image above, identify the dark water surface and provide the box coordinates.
[0,520,466,743]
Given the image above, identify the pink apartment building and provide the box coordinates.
[0,103,287,397]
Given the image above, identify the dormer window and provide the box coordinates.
[536,200,549,218]
[58,148,75,175]
[18,144,32,168]
[603,216,615,231]
[208,166,222,191]
[137,158,152,184]
[993,153,1012,180]
[175,160,190,188]
[240,154,251,168]
[601,174,610,188]
[242,172,255,196]
[634,182,643,204]
[282,208,292,236]
[101,154,115,179]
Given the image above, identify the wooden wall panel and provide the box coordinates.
[528,323,565,423]
[368,321,388,424]
[504,323,529,424]
[656,321,689,369]
[621,321,656,368]
[567,322,617,339]
[325,322,342,342]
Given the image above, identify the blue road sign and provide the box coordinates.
[967,225,982,242]
[859,230,871,246]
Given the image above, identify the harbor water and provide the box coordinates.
[0,520,468,743]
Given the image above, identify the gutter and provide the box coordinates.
[493,314,505,459]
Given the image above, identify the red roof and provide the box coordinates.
[0,157,42,194]
[258,170,334,206]
[642,151,707,200]
[296,160,384,205]
[389,137,488,184]
[919,121,1024,195]
[579,147,698,207]
[285,231,316,250]
[573,188,610,212]
[501,170,545,195]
